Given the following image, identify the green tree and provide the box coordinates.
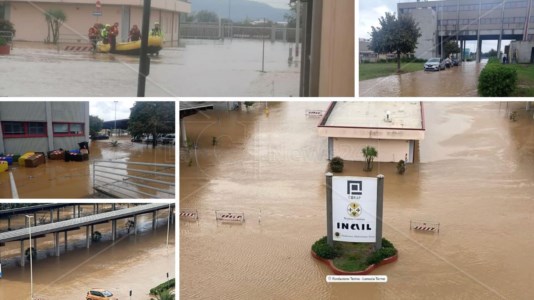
[44,9,66,44]
[369,12,421,72]
[89,115,104,138]
[155,290,175,300]
[128,102,175,148]
[362,146,378,172]
[284,2,297,28]
[486,48,498,58]
[443,40,460,58]
[195,10,219,23]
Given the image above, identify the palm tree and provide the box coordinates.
[362,146,378,171]
[156,290,175,300]
[44,9,67,44]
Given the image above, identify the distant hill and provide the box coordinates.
[191,0,289,22]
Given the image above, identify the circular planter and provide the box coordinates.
[311,249,398,275]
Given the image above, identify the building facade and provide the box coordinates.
[0,0,191,45]
[317,102,425,163]
[0,102,90,154]
[399,0,534,61]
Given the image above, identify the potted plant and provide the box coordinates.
[0,19,15,55]
[0,37,9,55]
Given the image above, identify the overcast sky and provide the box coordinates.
[359,0,506,52]
[89,100,136,122]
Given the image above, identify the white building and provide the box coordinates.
[0,0,191,45]
[317,102,425,163]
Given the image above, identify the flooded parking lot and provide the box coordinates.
[0,39,299,97]
[0,205,174,300]
[180,101,534,299]
[0,137,175,198]
[359,61,485,97]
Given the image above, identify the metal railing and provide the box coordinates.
[92,160,175,199]
[0,31,14,49]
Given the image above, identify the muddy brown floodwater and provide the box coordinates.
[180,101,534,299]
[0,206,175,300]
[359,61,486,97]
[0,137,175,198]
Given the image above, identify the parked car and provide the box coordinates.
[131,135,143,142]
[443,57,452,68]
[91,134,109,140]
[424,57,446,71]
[86,289,117,300]
[162,134,175,145]
[451,58,460,66]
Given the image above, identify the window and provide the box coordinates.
[2,122,47,138]
[53,123,84,136]
[505,1,527,9]
[28,122,45,135]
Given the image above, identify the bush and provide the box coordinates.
[0,19,15,36]
[92,231,102,242]
[329,156,344,173]
[478,64,517,97]
[396,160,406,175]
[366,247,397,265]
[0,37,6,46]
[150,279,175,296]
[381,237,394,249]
[487,57,500,65]
[312,236,338,259]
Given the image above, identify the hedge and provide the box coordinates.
[311,236,338,259]
[478,63,517,97]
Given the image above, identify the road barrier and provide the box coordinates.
[410,220,440,233]
[215,211,245,223]
[180,209,198,221]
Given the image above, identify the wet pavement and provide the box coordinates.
[0,40,300,97]
[0,205,174,300]
[359,61,486,97]
[0,137,175,198]
[180,101,534,299]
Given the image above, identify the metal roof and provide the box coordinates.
[0,203,174,244]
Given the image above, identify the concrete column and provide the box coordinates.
[64,231,67,251]
[96,204,99,213]
[476,37,482,63]
[91,225,94,236]
[33,237,37,254]
[327,137,333,160]
[50,209,53,223]
[375,175,385,250]
[180,118,187,147]
[326,172,333,246]
[86,226,91,248]
[56,208,60,222]
[112,204,116,211]
[134,215,138,236]
[54,232,60,256]
[45,102,54,151]
[7,216,11,230]
[20,240,25,267]
[271,24,276,43]
[152,211,157,230]
[73,205,76,219]
[33,213,36,226]
[112,220,116,241]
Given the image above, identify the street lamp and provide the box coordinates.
[166,203,170,249]
[25,215,34,300]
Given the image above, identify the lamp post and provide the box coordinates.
[25,215,34,300]
[166,203,170,249]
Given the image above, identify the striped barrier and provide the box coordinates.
[410,220,439,233]
[180,209,198,221]
[64,45,92,52]
[215,211,245,223]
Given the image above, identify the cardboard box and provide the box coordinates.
[25,153,45,168]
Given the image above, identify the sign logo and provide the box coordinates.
[347,202,362,217]
[347,180,362,196]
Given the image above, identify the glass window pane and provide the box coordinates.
[28,122,45,135]
[70,124,83,134]
[53,123,68,133]
[4,122,25,134]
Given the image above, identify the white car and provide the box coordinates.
[162,134,175,145]
[424,57,446,71]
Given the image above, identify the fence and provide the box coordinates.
[92,160,175,199]
[180,22,301,43]
[0,31,14,49]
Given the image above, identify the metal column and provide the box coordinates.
[20,240,25,267]
[375,175,385,250]
[326,172,333,246]
[54,232,60,256]
[152,211,157,230]
[134,215,138,235]
[86,226,91,248]
[112,220,117,241]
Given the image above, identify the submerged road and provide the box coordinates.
[359,61,486,97]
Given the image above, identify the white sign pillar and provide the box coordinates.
[327,175,384,249]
